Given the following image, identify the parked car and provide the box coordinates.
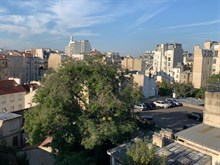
[134,103,148,111]
[153,101,170,109]
[143,102,156,110]
[166,98,183,106]
[164,101,176,108]
[185,112,203,121]
[183,123,196,129]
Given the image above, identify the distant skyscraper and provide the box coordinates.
[65,36,91,56]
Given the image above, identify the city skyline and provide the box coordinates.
[1,0,220,56]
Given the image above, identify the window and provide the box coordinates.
[213,59,216,64]
[168,57,171,61]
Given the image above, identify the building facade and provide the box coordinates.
[0,113,22,147]
[121,56,145,73]
[6,51,40,84]
[0,80,26,112]
[153,43,183,80]
[48,53,69,71]
[0,55,9,80]
[192,41,215,88]
[65,36,91,56]
[132,73,157,98]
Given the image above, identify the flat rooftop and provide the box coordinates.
[175,124,220,153]
[0,112,21,121]
[157,142,212,165]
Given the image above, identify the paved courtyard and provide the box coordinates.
[136,106,203,133]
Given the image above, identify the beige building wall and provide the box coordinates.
[192,45,213,88]
[204,92,220,128]
[0,92,25,112]
[24,89,38,109]
[180,71,192,84]
[48,53,69,71]
[133,58,144,72]
[121,57,133,70]
[48,53,62,70]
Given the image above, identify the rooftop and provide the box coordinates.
[0,80,26,95]
[157,142,212,165]
[0,112,21,121]
[175,124,220,153]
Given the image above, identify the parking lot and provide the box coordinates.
[135,106,203,133]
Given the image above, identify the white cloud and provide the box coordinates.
[167,19,220,29]
[73,30,99,37]
[131,6,168,29]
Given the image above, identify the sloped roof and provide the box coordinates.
[0,80,26,95]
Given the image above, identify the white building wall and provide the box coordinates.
[24,90,38,109]
[0,92,25,112]
[172,68,181,83]
[133,74,157,98]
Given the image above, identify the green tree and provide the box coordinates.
[173,83,195,98]
[123,138,166,165]
[23,60,142,163]
[158,79,172,96]
[207,74,220,84]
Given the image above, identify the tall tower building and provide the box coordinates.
[65,36,91,56]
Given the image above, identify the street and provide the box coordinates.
[135,106,203,133]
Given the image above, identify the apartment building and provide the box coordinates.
[153,43,183,80]
[48,52,69,71]
[0,113,22,147]
[0,55,9,80]
[0,80,26,113]
[121,56,145,73]
[174,91,220,165]
[5,51,40,84]
[132,73,158,98]
[65,36,91,56]
[192,41,216,88]
[103,52,121,66]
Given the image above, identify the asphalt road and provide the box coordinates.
[135,106,203,133]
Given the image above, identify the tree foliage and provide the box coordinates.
[173,82,195,98]
[207,74,220,84]
[158,80,172,96]
[123,138,166,165]
[23,60,142,162]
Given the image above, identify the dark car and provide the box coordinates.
[144,102,156,110]
[185,112,203,121]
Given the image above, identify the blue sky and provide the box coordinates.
[1,0,220,56]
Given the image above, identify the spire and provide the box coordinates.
[70,36,74,43]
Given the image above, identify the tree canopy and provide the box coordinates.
[207,74,220,84]
[123,138,166,165]
[23,60,142,161]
